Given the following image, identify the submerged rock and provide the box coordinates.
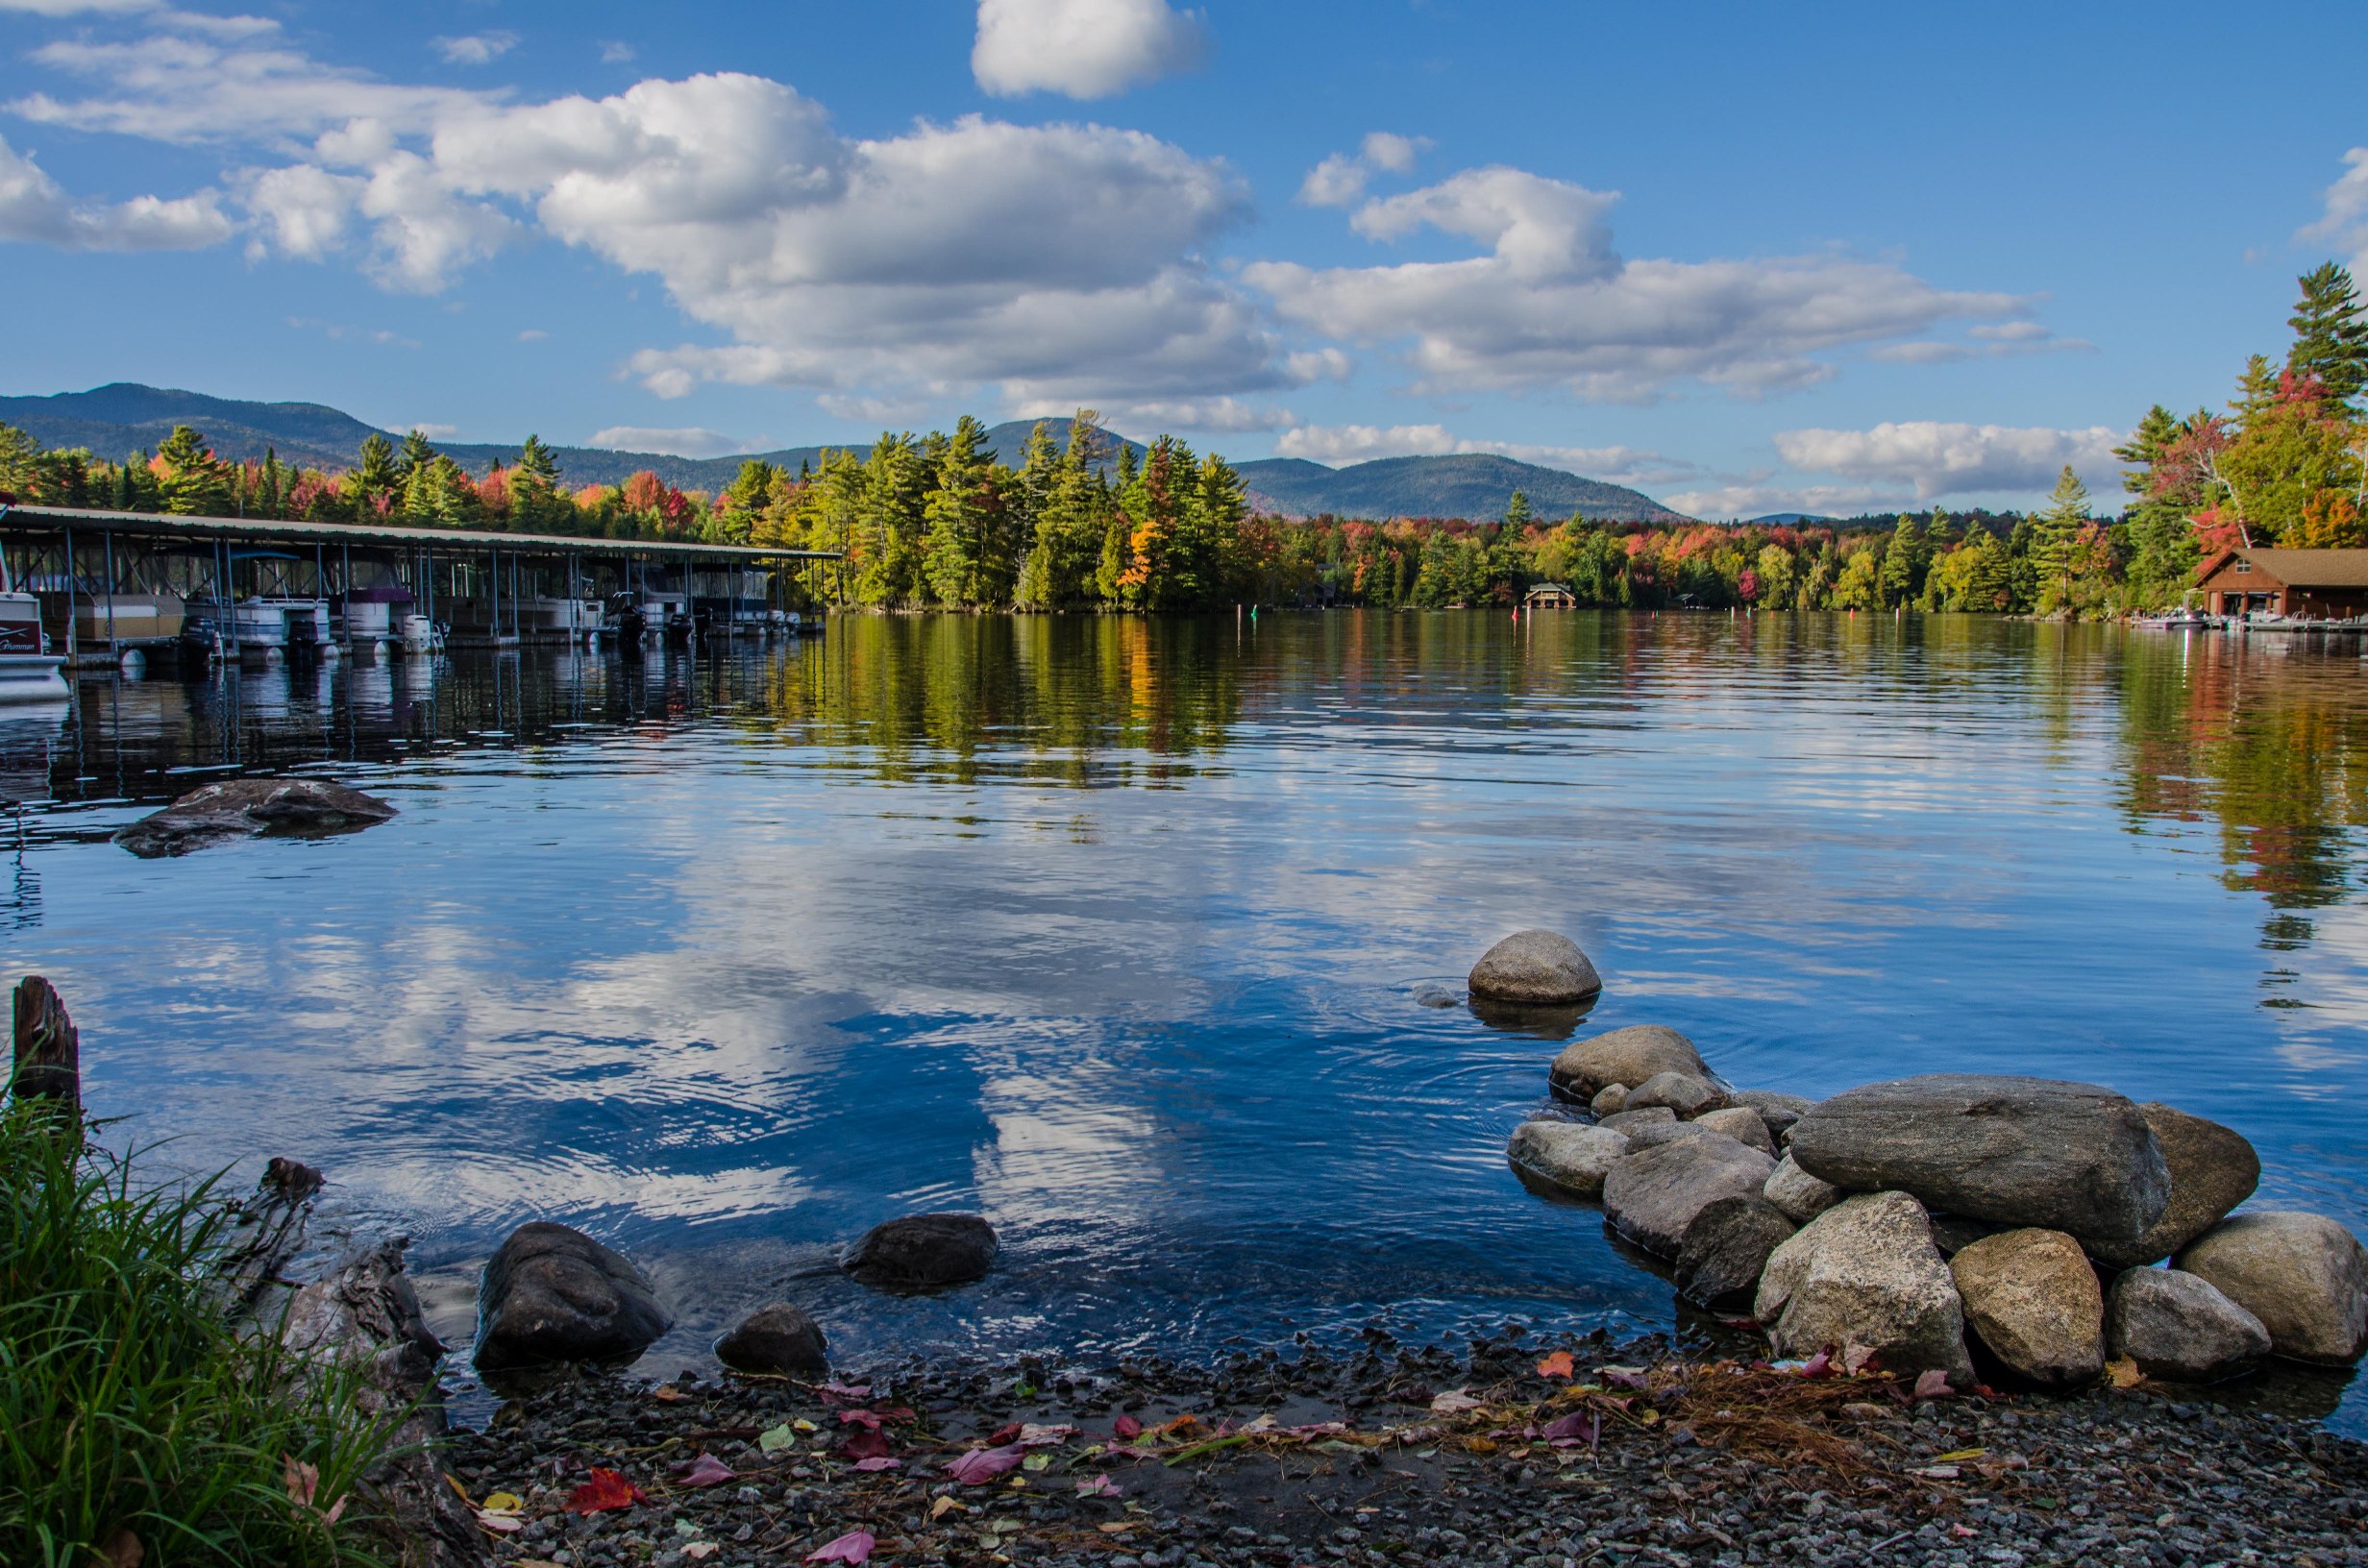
[1786,1075,2171,1249]
[1676,1195,1796,1308]
[113,775,398,858]
[1763,1153,1840,1224]
[1549,1025,1711,1104]
[2089,1104,2261,1270]
[1602,1135,1775,1260]
[715,1302,829,1377]
[1506,1119,1630,1199]
[475,1222,673,1373]
[1757,1191,1973,1385]
[1467,930,1602,1006]
[2177,1212,2368,1364]
[1949,1228,2106,1388]
[842,1213,999,1292]
[2106,1267,2272,1384]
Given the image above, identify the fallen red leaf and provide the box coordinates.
[985,1421,1023,1446]
[818,1383,872,1403]
[1913,1369,1955,1400]
[839,1427,892,1462]
[676,1454,737,1488]
[839,1409,885,1431]
[1797,1350,1835,1380]
[1535,1351,1574,1380]
[563,1469,647,1515]
[1112,1415,1142,1440]
[944,1444,1025,1485]
[804,1529,875,1564]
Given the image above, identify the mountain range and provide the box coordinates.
[0,383,1689,524]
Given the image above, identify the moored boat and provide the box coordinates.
[0,584,69,704]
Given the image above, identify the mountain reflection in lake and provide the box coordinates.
[7,612,2365,1431]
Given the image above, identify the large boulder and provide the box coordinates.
[1602,1136,1776,1260]
[841,1213,999,1292]
[2176,1212,2368,1364]
[1676,1196,1796,1308]
[715,1303,829,1377]
[1506,1119,1629,1199]
[1756,1191,1973,1386]
[1628,1071,1729,1119]
[2105,1268,2272,1384]
[1467,930,1602,1005]
[1787,1075,2170,1249]
[2089,1105,2261,1270]
[1549,1025,1711,1104]
[1693,1106,1775,1155]
[474,1223,672,1373]
[1763,1153,1840,1223]
[1948,1229,2105,1388]
[114,776,399,859]
[1599,1106,1676,1134]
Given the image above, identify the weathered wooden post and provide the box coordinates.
[10,973,80,1121]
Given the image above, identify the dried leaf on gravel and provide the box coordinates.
[677,1453,737,1487]
[760,1422,799,1454]
[1913,1369,1955,1400]
[1429,1388,1484,1413]
[1536,1350,1575,1379]
[804,1530,876,1564]
[945,1444,1026,1485]
[2106,1358,2145,1389]
[564,1468,648,1514]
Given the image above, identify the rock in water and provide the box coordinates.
[2176,1212,2368,1364]
[1602,1136,1776,1260]
[1676,1196,1797,1308]
[1786,1075,2170,1249]
[1599,1106,1676,1134]
[1948,1229,2106,1387]
[1549,1025,1712,1103]
[2105,1268,2272,1383]
[1730,1090,1815,1142]
[1692,1106,1775,1154]
[2089,1104,2261,1270]
[841,1213,999,1291]
[1627,1071,1729,1119]
[114,776,399,858]
[1506,1119,1629,1199]
[474,1222,673,1373]
[1764,1153,1841,1223]
[1589,1084,1631,1117]
[1756,1191,1973,1386]
[1467,930,1602,1005]
[715,1303,829,1376]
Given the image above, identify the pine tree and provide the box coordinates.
[1878,515,1924,606]
[396,429,439,485]
[2231,355,2279,425]
[155,425,232,516]
[353,432,400,507]
[2286,262,2368,412]
[922,415,996,605]
[1505,489,1533,528]
[2030,466,2089,612]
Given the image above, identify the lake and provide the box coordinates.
[6,610,2365,1430]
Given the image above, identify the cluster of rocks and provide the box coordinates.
[112,775,400,858]
[472,1212,999,1378]
[1476,929,2368,1392]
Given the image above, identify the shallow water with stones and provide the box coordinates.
[4,611,2363,1432]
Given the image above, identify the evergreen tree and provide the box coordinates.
[921,414,998,605]
[2286,262,2368,412]
[2030,466,2089,612]
[155,425,232,516]
[2231,355,2280,425]
[1505,489,1533,528]
[353,432,401,507]
[396,429,439,485]
[1878,515,1925,606]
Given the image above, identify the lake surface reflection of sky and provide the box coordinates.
[5,611,2364,1431]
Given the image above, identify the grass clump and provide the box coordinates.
[0,1103,397,1567]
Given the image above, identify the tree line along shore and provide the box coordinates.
[4,263,2365,621]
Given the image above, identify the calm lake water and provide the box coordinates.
[6,611,2366,1430]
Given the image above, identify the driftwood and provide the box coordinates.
[282,1239,493,1568]
[214,1156,326,1314]
[11,973,79,1121]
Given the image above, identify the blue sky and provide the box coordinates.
[2,0,2364,517]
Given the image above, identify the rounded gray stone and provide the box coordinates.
[1549,1025,1712,1103]
[2105,1267,2271,1384]
[1467,929,1602,1005]
[1506,1118,1630,1199]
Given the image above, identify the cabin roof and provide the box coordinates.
[0,502,839,561]
[2202,547,2368,587]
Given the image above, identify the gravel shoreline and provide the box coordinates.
[446,1328,2367,1568]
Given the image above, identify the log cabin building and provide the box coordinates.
[2195,547,2368,620]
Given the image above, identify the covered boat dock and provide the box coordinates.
[0,502,840,664]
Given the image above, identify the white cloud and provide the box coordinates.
[0,0,276,27]
[1296,130,1431,208]
[1771,421,2124,502]
[284,315,418,348]
[1054,395,1296,433]
[1251,164,2037,403]
[1659,481,1894,521]
[972,0,1207,99]
[516,328,548,341]
[2300,147,2368,273]
[601,41,636,64]
[589,425,749,456]
[1272,422,1693,488]
[433,32,519,66]
[392,421,459,438]
[0,133,232,249]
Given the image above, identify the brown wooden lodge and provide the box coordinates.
[2196,547,2368,620]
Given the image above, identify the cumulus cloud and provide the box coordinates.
[1771,421,2124,501]
[2300,147,2368,273]
[1272,422,1694,488]
[1036,395,1296,432]
[1296,130,1432,207]
[972,0,1208,99]
[433,32,519,66]
[1252,164,2037,403]
[1658,481,1893,521]
[0,133,232,249]
[589,425,750,456]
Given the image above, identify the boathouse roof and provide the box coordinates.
[0,502,840,560]
[2199,548,2368,588]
